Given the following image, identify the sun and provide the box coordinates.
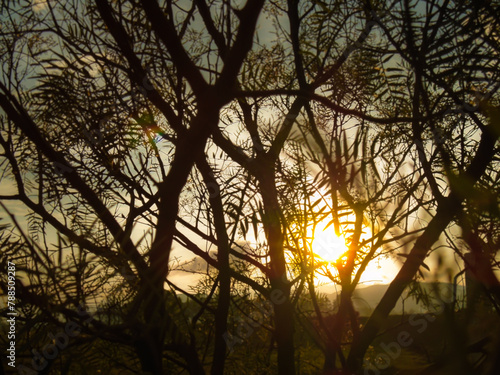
[311,221,348,263]
[309,217,400,286]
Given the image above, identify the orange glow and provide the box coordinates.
[311,221,348,263]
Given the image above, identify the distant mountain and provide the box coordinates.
[323,282,466,316]
[170,258,467,317]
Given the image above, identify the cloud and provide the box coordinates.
[32,0,49,13]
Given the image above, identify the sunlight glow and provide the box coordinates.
[308,212,399,286]
[311,221,348,263]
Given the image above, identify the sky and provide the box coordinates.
[0,0,474,303]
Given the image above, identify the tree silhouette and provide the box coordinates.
[1,0,499,374]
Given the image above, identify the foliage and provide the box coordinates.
[1,0,499,374]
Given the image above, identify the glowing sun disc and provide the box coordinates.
[311,222,348,262]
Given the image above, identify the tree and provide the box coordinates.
[1,0,499,374]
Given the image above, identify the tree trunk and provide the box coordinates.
[197,159,232,375]
[140,106,220,374]
[346,118,498,373]
[346,197,461,372]
[259,165,296,375]
[135,334,163,374]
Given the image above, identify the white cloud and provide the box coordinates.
[32,0,49,13]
